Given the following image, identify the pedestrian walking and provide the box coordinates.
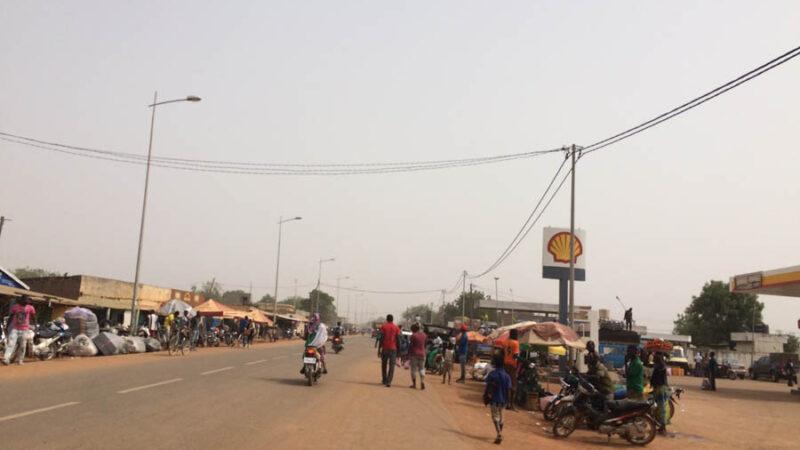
[442,342,454,385]
[626,346,644,400]
[483,354,512,445]
[408,323,427,390]
[503,328,520,410]
[456,324,469,383]
[2,295,36,366]
[694,351,704,377]
[707,351,718,391]
[379,314,400,387]
[651,352,670,434]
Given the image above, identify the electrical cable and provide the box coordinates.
[0,132,562,175]
[582,44,800,156]
[468,155,570,279]
[319,282,441,295]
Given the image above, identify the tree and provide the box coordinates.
[673,280,763,346]
[221,289,251,305]
[785,335,799,354]
[441,290,487,323]
[256,294,275,307]
[278,290,337,322]
[402,304,434,323]
[14,267,61,279]
[192,279,223,301]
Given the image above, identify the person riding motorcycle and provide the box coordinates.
[303,313,329,374]
[332,321,344,339]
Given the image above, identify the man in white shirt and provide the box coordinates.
[148,312,159,338]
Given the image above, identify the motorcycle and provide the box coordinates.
[302,346,323,386]
[331,336,344,354]
[543,377,579,421]
[553,377,657,446]
[32,321,72,361]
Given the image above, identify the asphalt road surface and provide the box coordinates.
[1,336,466,450]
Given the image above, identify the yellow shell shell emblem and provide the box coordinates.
[547,232,583,264]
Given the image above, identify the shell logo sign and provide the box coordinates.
[542,227,586,270]
[547,232,583,264]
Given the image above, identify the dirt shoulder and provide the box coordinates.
[432,373,800,449]
[0,338,299,381]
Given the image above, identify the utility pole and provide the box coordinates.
[461,271,467,322]
[510,288,515,324]
[568,144,577,328]
[440,289,445,324]
[249,281,253,306]
[0,216,9,242]
[568,144,578,364]
[494,277,500,325]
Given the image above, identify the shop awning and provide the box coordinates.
[0,284,79,306]
[730,265,800,297]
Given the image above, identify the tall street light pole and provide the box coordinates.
[314,257,335,313]
[336,276,349,321]
[129,92,201,329]
[273,216,302,324]
[494,277,500,325]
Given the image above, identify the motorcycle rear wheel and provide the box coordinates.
[305,366,313,386]
[553,412,577,438]
[624,415,657,446]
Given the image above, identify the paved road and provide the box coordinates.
[1,336,468,450]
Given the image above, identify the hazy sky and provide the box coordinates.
[2,1,799,333]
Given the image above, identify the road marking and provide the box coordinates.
[117,378,183,394]
[272,355,287,360]
[201,366,234,376]
[245,359,267,366]
[0,402,80,422]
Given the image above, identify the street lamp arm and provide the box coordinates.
[148,96,202,108]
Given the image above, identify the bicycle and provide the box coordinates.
[168,327,190,356]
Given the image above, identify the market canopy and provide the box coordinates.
[521,322,586,349]
[158,299,196,317]
[194,299,236,317]
[487,321,538,340]
[244,308,274,326]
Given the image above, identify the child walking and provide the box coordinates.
[442,342,454,384]
[484,354,512,444]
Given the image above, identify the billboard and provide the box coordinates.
[542,227,586,270]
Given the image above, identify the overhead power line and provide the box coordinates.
[469,157,572,279]
[582,43,800,156]
[0,132,562,176]
[319,282,441,295]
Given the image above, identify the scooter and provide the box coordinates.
[302,346,323,386]
[331,336,344,354]
[553,377,657,446]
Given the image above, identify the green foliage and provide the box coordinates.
[300,289,338,324]
[13,267,61,279]
[192,279,223,301]
[440,290,487,323]
[402,304,434,322]
[673,280,763,346]
[785,335,799,354]
[221,289,251,305]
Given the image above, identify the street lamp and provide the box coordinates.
[336,276,349,322]
[273,216,302,324]
[129,92,201,329]
[494,277,500,326]
[314,257,335,313]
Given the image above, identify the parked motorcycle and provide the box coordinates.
[553,377,657,446]
[302,346,323,386]
[32,321,72,361]
[331,336,344,354]
[543,377,579,421]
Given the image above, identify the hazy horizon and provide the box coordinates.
[2,1,799,334]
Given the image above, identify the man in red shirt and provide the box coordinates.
[379,314,401,387]
[3,295,36,365]
[408,323,427,390]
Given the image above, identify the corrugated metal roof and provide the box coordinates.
[0,284,79,305]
